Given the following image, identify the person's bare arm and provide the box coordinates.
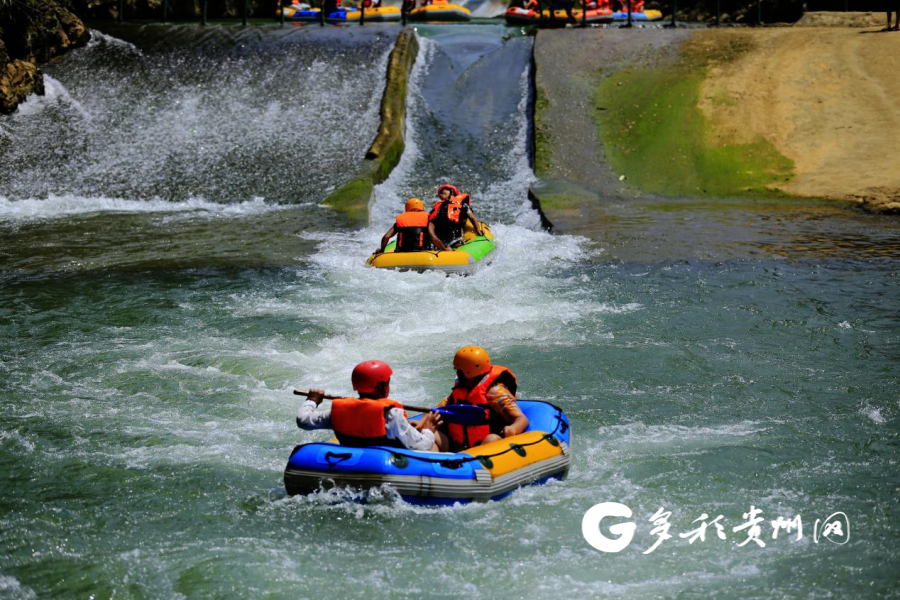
[467,212,485,237]
[502,414,529,439]
[378,225,396,253]
[428,222,448,251]
[487,383,529,438]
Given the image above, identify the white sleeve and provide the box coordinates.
[296,400,332,431]
[384,408,435,451]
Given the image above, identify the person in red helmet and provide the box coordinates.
[435,184,459,204]
[298,361,442,451]
[429,186,484,248]
[376,198,447,255]
[432,346,528,452]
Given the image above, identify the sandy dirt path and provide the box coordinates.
[699,28,900,211]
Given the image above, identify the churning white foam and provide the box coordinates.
[0,575,37,600]
[0,194,300,223]
[86,29,142,54]
[860,405,885,424]
[14,75,92,122]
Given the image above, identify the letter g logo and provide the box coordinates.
[582,502,636,553]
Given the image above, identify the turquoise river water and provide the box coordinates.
[1,23,899,600]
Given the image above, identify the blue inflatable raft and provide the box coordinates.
[284,400,571,505]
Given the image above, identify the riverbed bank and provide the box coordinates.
[532,24,900,230]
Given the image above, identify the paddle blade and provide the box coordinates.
[434,405,488,426]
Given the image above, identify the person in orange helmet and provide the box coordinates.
[298,361,442,451]
[376,197,447,255]
[432,346,529,452]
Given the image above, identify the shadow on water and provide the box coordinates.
[0,205,343,279]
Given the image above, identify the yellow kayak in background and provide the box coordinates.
[409,2,471,21]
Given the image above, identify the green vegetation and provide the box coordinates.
[534,86,551,177]
[594,36,794,198]
[323,172,376,222]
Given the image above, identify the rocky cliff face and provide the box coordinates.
[0,0,90,114]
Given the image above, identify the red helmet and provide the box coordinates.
[351,360,393,394]
[437,184,459,198]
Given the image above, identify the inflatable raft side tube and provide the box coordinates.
[284,452,570,501]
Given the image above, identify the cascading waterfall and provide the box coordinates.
[0,26,394,206]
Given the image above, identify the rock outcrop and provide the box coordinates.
[0,0,90,114]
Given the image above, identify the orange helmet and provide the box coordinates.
[351,360,393,394]
[453,346,491,379]
[405,198,424,212]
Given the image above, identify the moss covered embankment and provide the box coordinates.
[595,33,794,198]
[532,29,691,230]
[321,29,418,224]
[534,27,900,226]
[1,0,90,114]
[531,29,804,231]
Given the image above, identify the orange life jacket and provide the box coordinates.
[429,197,465,224]
[330,397,407,448]
[395,210,430,252]
[446,365,518,449]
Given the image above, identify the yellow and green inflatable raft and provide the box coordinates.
[366,224,495,273]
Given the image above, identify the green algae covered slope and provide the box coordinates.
[595,34,794,198]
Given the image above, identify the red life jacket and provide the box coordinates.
[330,397,406,448]
[446,365,518,449]
[395,210,430,252]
